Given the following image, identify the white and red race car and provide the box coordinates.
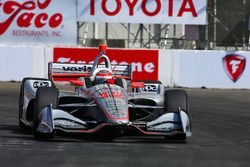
[18,45,192,140]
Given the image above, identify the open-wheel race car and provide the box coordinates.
[18,45,192,141]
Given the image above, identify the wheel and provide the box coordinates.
[164,89,190,141]
[165,133,187,141]
[96,127,123,141]
[164,89,189,114]
[18,78,33,131]
[19,78,55,130]
[33,87,59,139]
[96,133,116,142]
[18,78,31,130]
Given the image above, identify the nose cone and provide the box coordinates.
[97,94,129,122]
[94,85,129,124]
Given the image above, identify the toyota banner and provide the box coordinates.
[77,0,207,25]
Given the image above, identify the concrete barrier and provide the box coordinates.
[0,45,249,89]
[159,50,250,89]
[0,45,52,81]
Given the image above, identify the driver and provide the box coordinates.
[94,69,113,84]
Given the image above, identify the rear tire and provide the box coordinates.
[33,87,59,139]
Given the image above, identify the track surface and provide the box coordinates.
[0,82,250,167]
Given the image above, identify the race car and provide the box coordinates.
[18,45,192,140]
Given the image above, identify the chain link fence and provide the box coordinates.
[77,0,250,50]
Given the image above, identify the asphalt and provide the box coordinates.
[0,82,250,167]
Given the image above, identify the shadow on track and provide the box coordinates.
[0,124,188,144]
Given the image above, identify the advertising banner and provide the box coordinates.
[77,0,207,25]
[0,0,77,46]
[159,50,250,89]
[53,48,159,81]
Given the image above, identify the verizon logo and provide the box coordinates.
[62,66,92,72]
[57,57,155,73]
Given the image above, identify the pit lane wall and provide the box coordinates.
[0,45,250,89]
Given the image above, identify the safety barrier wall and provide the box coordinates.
[159,50,250,89]
[0,45,250,89]
[0,45,45,81]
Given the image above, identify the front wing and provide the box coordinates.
[36,105,192,138]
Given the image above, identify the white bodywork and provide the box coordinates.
[19,52,192,139]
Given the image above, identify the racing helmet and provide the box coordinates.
[94,69,113,84]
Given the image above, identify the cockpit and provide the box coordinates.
[90,46,113,85]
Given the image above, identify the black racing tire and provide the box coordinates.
[164,90,190,141]
[18,78,28,130]
[33,87,59,139]
[96,133,116,142]
[96,128,124,141]
[19,78,55,130]
[165,133,187,141]
[164,89,189,115]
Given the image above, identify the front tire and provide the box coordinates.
[164,89,189,141]
[18,78,32,130]
[164,89,189,114]
[19,77,55,130]
[33,87,59,139]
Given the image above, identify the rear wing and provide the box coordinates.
[48,62,132,81]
